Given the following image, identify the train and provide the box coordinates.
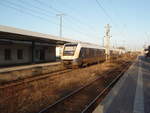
[145,46,150,57]
[61,43,123,68]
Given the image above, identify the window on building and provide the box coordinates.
[17,49,23,60]
[4,49,11,60]
[40,49,45,60]
[35,49,40,60]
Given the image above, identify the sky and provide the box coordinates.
[0,0,150,50]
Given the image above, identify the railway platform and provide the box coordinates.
[0,61,64,85]
[93,56,150,113]
[0,61,61,73]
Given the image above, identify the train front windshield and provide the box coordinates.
[63,44,77,56]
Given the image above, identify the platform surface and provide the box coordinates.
[0,61,60,73]
[93,56,150,113]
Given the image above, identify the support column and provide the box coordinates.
[31,41,35,63]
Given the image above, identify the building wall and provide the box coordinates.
[46,46,56,61]
[0,44,32,66]
[33,45,56,63]
[0,43,56,66]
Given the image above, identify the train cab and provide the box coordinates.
[61,43,80,68]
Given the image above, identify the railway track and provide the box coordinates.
[81,64,128,113]
[0,68,72,89]
[38,62,131,113]
[0,59,127,89]
[0,61,107,89]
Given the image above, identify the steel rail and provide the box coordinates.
[38,62,130,113]
[81,63,130,113]
[0,69,72,89]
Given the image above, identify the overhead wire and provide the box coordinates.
[56,0,98,29]
[95,0,114,24]
[18,0,56,18]
[33,0,99,35]
[95,0,127,42]
[1,0,112,43]
[63,20,99,39]
[1,0,98,40]
[0,1,58,25]
[31,0,99,39]
[33,0,62,14]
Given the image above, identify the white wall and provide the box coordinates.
[0,44,32,66]
[0,43,56,66]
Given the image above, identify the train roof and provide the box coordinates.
[64,42,105,50]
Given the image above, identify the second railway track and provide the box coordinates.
[0,68,72,89]
[38,62,131,113]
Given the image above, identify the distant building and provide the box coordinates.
[0,25,76,67]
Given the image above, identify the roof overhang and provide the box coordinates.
[0,25,77,45]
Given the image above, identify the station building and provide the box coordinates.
[0,25,75,67]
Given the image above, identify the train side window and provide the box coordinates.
[94,49,96,57]
[4,49,11,60]
[85,48,88,57]
[92,49,94,56]
[79,48,83,58]
[82,48,86,58]
[96,49,99,56]
[99,50,101,56]
[89,48,91,57]
[99,49,101,55]
[96,49,98,56]
[92,49,95,56]
[87,48,89,56]
[100,49,102,55]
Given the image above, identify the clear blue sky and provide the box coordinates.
[0,0,150,50]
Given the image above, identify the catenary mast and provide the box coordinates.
[104,24,111,60]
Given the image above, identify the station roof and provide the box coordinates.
[0,25,77,45]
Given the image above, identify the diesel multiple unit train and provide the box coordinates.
[61,43,123,68]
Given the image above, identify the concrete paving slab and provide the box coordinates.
[93,56,150,113]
